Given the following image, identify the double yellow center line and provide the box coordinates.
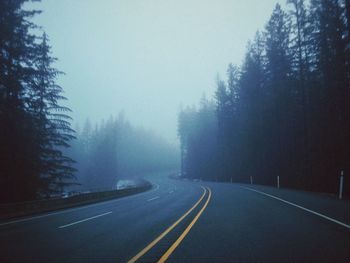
[127,186,212,263]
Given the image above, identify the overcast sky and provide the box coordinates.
[29,0,285,144]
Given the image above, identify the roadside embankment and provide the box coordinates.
[0,180,152,220]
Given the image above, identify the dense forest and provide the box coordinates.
[67,115,179,191]
[0,0,76,202]
[0,1,178,203]
[2,0,349,203]
[179,0,350,195]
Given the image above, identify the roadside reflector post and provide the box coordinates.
[339,170,344,200]
[277,176,280,189]
[250,176,253,185]
[230,177,232,183]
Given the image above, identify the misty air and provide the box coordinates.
[1,0,350,262]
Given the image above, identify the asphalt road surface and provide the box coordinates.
[1,174,350,263]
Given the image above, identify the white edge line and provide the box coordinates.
[147,196,160,202]
[0,184,155,227]
[169,191,174,194]
[0,211,67,227]
[241,186,350,229]
[58,211,112,229]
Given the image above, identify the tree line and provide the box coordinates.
[0,1,179,202]
[67,115,179,191]
[0,0,75,202]
[178,0,350,195]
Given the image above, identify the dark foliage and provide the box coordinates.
[0,1,75,202]
[179,0,350,195]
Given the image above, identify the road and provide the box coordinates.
[1,174,350,262]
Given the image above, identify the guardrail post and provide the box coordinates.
[339,170,344,200]
[277,176,280,189]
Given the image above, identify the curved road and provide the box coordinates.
[1,174,350,262]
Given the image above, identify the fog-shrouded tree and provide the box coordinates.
[237,32,266,183]
[215,77,230,180]
[0,0,41,201]
[287,0,312,186]
[70,115,179,191]
[307,0,350,192]
[180,1,350,196]
[0,0,75,202]
[178,98,218,181]
[261,4,293,185]
[178,106,197,177]
[30,33,76,196]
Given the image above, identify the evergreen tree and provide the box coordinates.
[238,32,266,183]
[287,0,313,187]
[263,4,293,184]
[215,77,230,179]
[309,0,350,191]
[0,1,76,201]
[178,106,197,177]
[0,0,42,201]
[30,33,76,196]
[179,0,350,196]
[178,100,217,181]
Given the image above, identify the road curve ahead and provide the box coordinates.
[1,174,350,263]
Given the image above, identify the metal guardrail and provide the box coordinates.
[0,182,152,220]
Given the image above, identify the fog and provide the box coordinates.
[2,2,350,261]
[29,0,284,144]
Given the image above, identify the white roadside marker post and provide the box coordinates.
[277,176,280,189]
[230,177,232,183]
[250,176,253,185]
[339,170,344,200]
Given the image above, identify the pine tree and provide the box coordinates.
[215,77,230,179]
[178,106,197,177]
[178,0,350,195]
[239,32,266,183]
[0,1,76,201]
[0,0,42,202]
[263,4,293,184]
[309,0,350,191]
[287,0,312,186]
[30,33,76,196]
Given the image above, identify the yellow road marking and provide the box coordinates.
[157,187,212,263]
[127,186,207,263]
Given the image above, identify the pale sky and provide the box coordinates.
[28,0,285,144]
